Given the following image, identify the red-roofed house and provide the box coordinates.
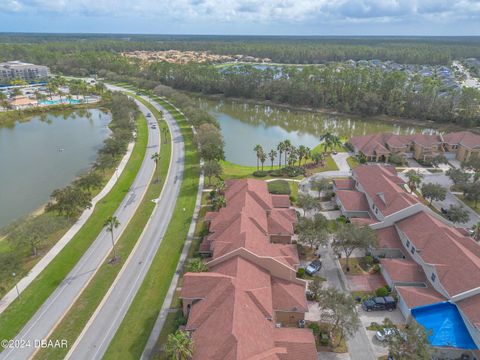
[443,131,480,162]
[332,164,480,350]
[180,179,317,360]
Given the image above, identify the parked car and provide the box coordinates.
[362,296,397,312]
[375,328,397,342]
[151,125,157,129]
[146,113,152,118]
[305,259,322,276]
[298,319,305,328]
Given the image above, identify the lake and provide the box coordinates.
[201,99,437,166]
[0,109,111,228]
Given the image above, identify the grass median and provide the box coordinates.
[33,104,170,360]
[103,96,200,360]
[0,113,148,349]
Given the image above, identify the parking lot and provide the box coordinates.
[357,306,405,358]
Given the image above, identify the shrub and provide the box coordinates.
[319,333,330,346]
[308,322,320,337]
[283,166,305,177]
[252,170,268,177]
[297,268,305,278]
[371,264,380,273]
[363,255,374,266]
[268,180,291,195]
[269,169,283,177]
[375,286,389,297]
[344,142,354,152]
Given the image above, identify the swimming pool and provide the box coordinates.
[411,302,478,350]
[39,99,81,105]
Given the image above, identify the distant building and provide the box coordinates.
[0,61,50,83]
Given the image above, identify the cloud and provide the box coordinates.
[1,0,479,25]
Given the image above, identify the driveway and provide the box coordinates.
[310,243,376,360]
[358,307,405,359]
[331,152,351,172]
[421,173,479,228]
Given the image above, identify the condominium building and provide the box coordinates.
[0,61,50,83]
[334,165,480,359]
[180,179,317,360]
[348,131,480,163]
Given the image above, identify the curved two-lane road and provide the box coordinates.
[65,93,185,359]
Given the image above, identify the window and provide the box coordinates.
[431,273,436,282]
[411,246,416,255]
[406,240,410,248]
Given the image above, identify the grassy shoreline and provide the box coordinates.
[102,94,200,360]
[0,112,148,348]
[33,99,171,360]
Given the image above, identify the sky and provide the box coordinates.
[0,0,479,36]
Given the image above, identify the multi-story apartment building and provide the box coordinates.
[348,131,480,163]
[0,61,50,83]
[180,179,317,360]
[335,165,480,359]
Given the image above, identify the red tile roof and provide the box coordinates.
[182,256,315,360]
[336,190,370,212]
[181,180,316,360]
[396,286,446,309]
[349,133,401,156]
[396,211,480,297]
[353,165,418,216]
[443,131,480,149]
[457,294,480,329]
[376,226,403,249]
[380,258,426,283]
[333,178,355,190]
[272,195,291,208]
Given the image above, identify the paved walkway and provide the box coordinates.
[0,140,135,314]
[331,152,351,172]
[346,274,387,292]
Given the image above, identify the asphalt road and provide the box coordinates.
[0,94,160,360]
[66,94,185,359]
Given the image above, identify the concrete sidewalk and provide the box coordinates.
[0,140,135,315]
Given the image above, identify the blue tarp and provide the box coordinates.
[412,302,478,350]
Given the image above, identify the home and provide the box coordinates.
[333,164,480,358]
[180,179,317,360]
[348,131,480,164]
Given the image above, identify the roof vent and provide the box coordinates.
[275,323,282,328]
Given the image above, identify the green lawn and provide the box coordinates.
[347,156,360,169]
[33,101,171,360]
[102,95,201,360]
[455,194,480,215]
[0,113,148,349]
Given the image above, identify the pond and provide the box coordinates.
[0,109,111,228]
[200,98,437,166]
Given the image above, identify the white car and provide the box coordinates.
[375,328,396,342]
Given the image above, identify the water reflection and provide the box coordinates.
[200,98,437,166]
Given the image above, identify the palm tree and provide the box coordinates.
[298,145,307,166]
[320,132,342,154]
[304,146,311,165]
[151,152,160,183]
[165,330,194,360]
[283,140,292,165]
[259,150,267,171]
[277,142,286,168]
[253,144,263,170]
[405,170,423,193]
[268,149,277,169]
[104,216,120,261]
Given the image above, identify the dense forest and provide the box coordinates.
[1,35,479,126]
[1,34,480,65]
